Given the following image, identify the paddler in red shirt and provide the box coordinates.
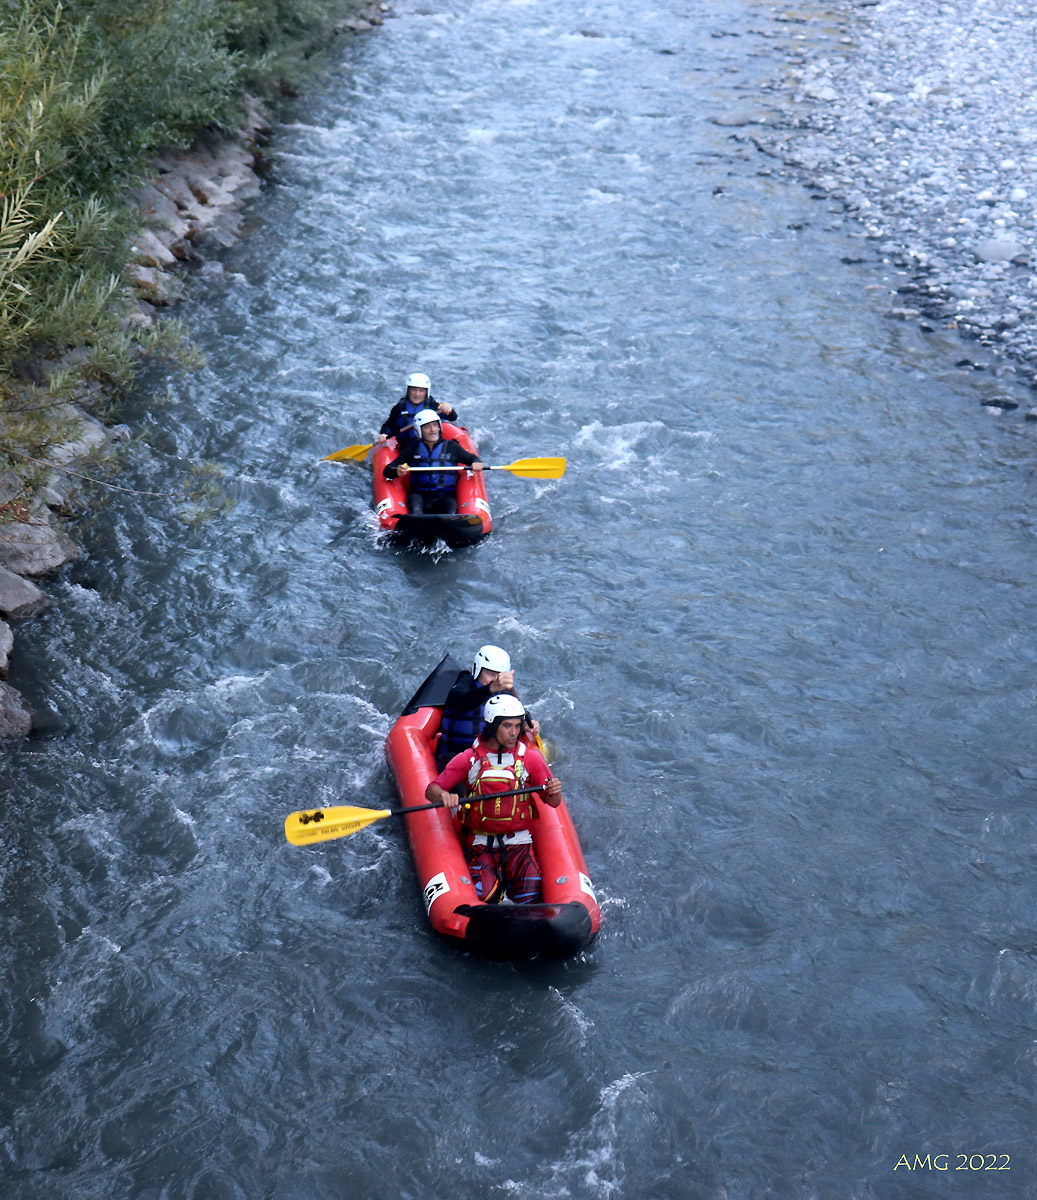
[425,694,561,904]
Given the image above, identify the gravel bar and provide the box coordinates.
[750,0,1037,401]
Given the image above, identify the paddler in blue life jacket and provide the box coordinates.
[383,410,483,516]
[437,645,522,769]
[375,371,458,445]
[426,693,561,905]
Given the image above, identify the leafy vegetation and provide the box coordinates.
[0,0,367,498]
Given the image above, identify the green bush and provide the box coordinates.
[0,0,365,469]
[0,0,128,471]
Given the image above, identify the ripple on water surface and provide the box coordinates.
[3,0,1037,1196]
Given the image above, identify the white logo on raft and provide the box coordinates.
[474,498,490,514]
[580,873,596,903]
[423,872,450,914]
[375,499,394,516]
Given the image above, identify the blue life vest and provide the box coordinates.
[391,396,433,440]
[411,439,453,492]
[437,679,482,767]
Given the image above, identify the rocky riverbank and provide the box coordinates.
[0,3,389,739]
[740,0,1037,411]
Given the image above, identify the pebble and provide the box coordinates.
[753,0,1037,387]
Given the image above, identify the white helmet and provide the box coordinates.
[412,408,441,433]
[406,372,431,391]
[483,693,525,724]
[473,645,511,678]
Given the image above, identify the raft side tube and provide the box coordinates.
[532,800,600,926]
[384,704,482,921]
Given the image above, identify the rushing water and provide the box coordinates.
[3,1,1037,1197]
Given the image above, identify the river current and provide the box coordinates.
[3,2,1036,1197]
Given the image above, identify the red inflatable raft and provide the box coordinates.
[371,423,492,548]
[385,656,601,960]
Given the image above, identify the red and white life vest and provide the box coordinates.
[463,740,537,834]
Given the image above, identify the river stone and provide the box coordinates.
[48,408,108,466]
[129,264,186,307]
[0,508,79,577]
[0,565,49,618]
[973,238,1025,263]
[126,183,191,242]
[714,109,763,127]
[805,81,838,101]
[0,473,23,508]
[190,207,243,250]
[210,143,259,192]
[0,619,12,677]
[152,166,200,214]
[131,229,178,268]
[0,681,32,738]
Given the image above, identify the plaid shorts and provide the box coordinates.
[462,832,542,904]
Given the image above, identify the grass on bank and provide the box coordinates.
[0,0,370,516]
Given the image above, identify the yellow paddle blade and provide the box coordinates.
[285,805,392,846]
[497,457,567,479]
[322,443,373,464]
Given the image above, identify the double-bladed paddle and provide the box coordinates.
[285,784,548,846]
[321,450,565,479]
[405,457,565,479]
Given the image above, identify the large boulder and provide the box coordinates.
[0,565,49,619]
[0,619,12,677]
[0,504,79,577]
[47,406,109,466]
[0,681,32,738]
[973,237,1027,263]
[130,228,178,268]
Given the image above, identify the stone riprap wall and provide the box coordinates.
[0,4,388,738]
[124,94,270,320]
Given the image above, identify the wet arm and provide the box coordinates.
[528,749,561,808]
[383,452,406,480]
[425,755,471,810]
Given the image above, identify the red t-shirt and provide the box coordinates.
[433,740,552,795]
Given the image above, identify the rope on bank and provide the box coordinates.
[0,444,182,499]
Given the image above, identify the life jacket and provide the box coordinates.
[390,395,437,440]
[410,438,453,492]
[462,739,537,834]
[436,678,482,766]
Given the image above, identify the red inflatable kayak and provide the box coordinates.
[385,656,601,960]
[371,423,492,548]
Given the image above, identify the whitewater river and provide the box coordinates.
[4,1,1036,1197]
